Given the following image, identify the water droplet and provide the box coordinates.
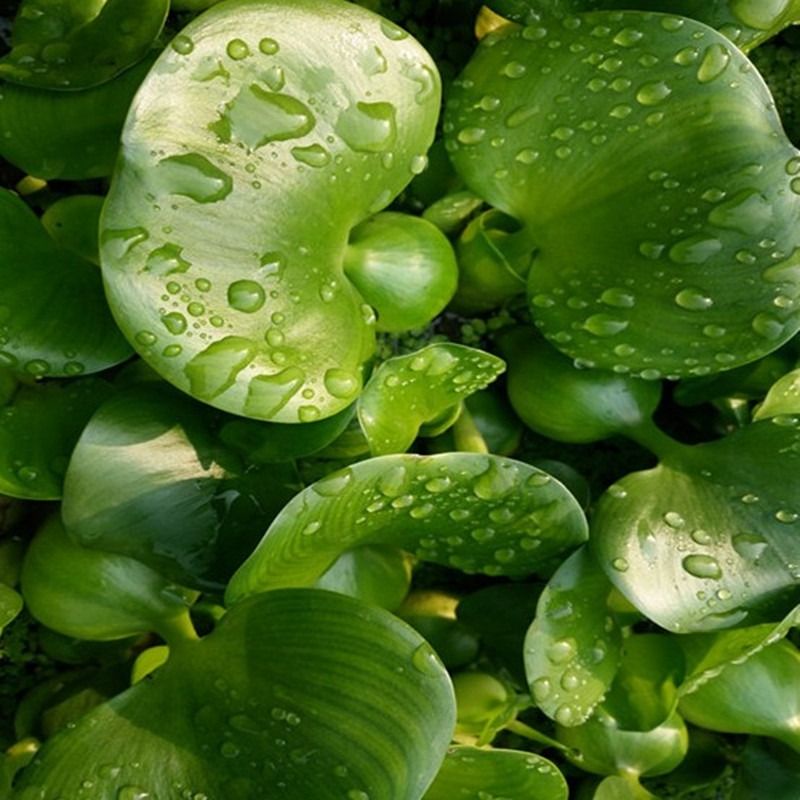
[583,314,628,336]
[502,61,527,78]
[172,35,194,55]
[314,467,353,497]
[378,465,408,497]
[683,554,722,580]
[531,676,551,701]
[162,312,187,335]
[411,642,441,676]
[259,37,279,55]
[554,704,576,725]
[380,19,408,40]
[708,188,771,235]
[664,511,685,528]
[561,669,581,690]
[226,39,250,60]
[776,509,798,523]
[410,154,428,174]
[323,368,358,399]
[613,27,644,47]
[674,46,699,66]
[669,235,723,264]
[674,288,714,311]
[636,80,672,105]
[732,532,768,561]
[117,788,150,800]
[337,101,397,153]
[157,154,233,204]
[600,288,636,308]
[611,557,629,572]
[546,638,576,664]
[697,43,730,83]
[457,127,486,145]
[291,144,330,168]
[227,280,265,313]
[186,337,255,400]
[101,227,149,259]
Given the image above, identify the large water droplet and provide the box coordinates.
[697,44,730,83]
[682,554,722,580]
[583,314,628,336]
[337,102,397,153]
[228,280,265,313]
[145,243,190,276]
[157,154,233,204]
[245,366,305,417]
[636,80,672,105]
[324,368,359,399]
[186,337,255,399]
[708,189,771,235]
[291,143,330,168]
[675,288,714,310]
[411,642,441,675]
[669,234,722,264]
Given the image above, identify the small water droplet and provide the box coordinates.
[411,643,441,676]
[259,37,279,55]
[226,39,250,60]
[172,35,194,55]
[683,554,722,579]
[546,638,576,664]
[502,61,527,78]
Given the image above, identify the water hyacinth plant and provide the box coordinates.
[1,0,800,798]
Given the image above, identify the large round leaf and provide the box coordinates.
[0,0,168,89]
[101,0,441,422]
[592,416,800,631]
[226,453,588,604]
[61,382,301,590]
[12,589,456,800]
[0,190,131,377]
[445,11,800,379]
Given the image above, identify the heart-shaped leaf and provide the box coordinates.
[445,10,800,379]
[343,212,458,332]
[21,516,197,643]
[0,55,152,180]
[488,0,800,51]
[11,589,456,800]
[358,344,506,454]
[592,416,800,632]
[41,195,103,264]
[499,326,661,443]
[101,0,441,422]
[226,453,588,604]
[62,382,301,590]
[0,189,131,377]
[525,546,623,727]
[0,377,114,500]
[423,745,568,800]
[678,639,800,752]
[0,0,167,89]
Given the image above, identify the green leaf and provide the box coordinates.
[101,0,441,422]
[358,344,506,454]
[445,10,800,379]
[592,416,800,632]
[226,453,588,604]
[0,0,167,89]
[344,212,459,332]
[41,195,103,264]
[753,366,800,419]
[524,546,623,727]
[0,55,153,180]
[20,516,197,642]
[422,189,484,235]
[62,382,301,590]
[0,377,114,500]
[0,582,23,634]
[734,738,800,799]
[0,190,132,377]
[12,589,456,800]
[594,774,658,800]
[499,326,661,443]
[678,639,800,752]
[423,745,568,800]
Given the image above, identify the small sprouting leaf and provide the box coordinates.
[0,583,23,635]
[0,190,132,378]
[0,378,114,500]
[423,745,568,800]
[41,195,103,264]
[62,382,301,591]
[343,212,458,332]
[678,606,800,696]
[754,366,800,420]
[592,416,800,632]
[0,0,168,89]
[525,546,623,727]
[101,0,440,422]
[12,590,456,800]
[678,639,800,752]
[21,516,196,642]
[0,55,152,180]
[226,453,587,604]
[445,10,800,379]
[358,344,506,454]
[499,326,661,443]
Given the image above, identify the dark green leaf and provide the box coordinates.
[0,189,132,377]
[227,453,588,604]
[12,590,456,800]
[445,11,800,379]
[0,0,167,89]
[101,0,441,422]
[358,344,506,454]
[41,195,103,264]
[0,582,23,634]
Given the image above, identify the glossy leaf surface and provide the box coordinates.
[500,327,661,443]
[678,639,800,751]
[0,0,167,89]
[62,382,300,590]
[0,583,23,634]
[21,516,196,642]
[41,195,103,265]
[0,56,151,180]
[734,738,800,799]
[227,453,587,604]
[593,416,800,631]
[0,378,113,500]
[101,0,440,422]
[358,344,506,454]
[12,590,456,800]
[445,11,800,379]
[344,212,458,332]
[525,547,623,727]
[0,190,131,377]
[423,746,568,800]
[753,366,800,419]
